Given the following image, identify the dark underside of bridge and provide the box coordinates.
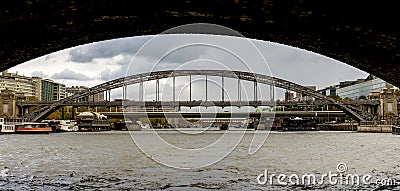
[1,0,399,86]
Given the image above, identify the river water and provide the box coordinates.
[1,130,400,190]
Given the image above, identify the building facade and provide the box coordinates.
[336,77,395,100]
[290,86,317,101]
[53,82,66,100]
[319,75,397,100]
[1,70,67,101]
[41,79,54,101]
[0,70,37,98]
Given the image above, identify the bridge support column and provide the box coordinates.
[24,107,29,116]
[122,85,127,100]
[221,74,224,102]
[173,75,176,109]
[270,85,274,102]
[189,75,192,102]
[18,106,23,117]
[139,80,143,102]
[61,107,65,120]
[172,76,175,103]
[254,80,257,102]
[238,78,241,103]
[205,74,208,101]
[122,86,125,100]
[71,106,75,120]
[105,90,110,102]
[156,78,160,102]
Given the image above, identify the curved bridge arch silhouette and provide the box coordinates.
[25,70,370,122]
[1,0,399,86]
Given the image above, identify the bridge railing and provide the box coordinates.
[359,120,396,126]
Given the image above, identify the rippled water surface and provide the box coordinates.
[1,130,400,190]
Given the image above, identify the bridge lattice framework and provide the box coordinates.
[24,70,372,122]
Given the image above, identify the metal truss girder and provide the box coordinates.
[30,70,367,122]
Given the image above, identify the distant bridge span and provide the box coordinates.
[25,70,369,122]
[17,100,380,108]
[102,111,346,119]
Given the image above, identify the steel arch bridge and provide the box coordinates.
[1,0,400,86]
[25,70,371,122]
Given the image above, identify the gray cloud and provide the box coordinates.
[51,68,93,81]
[31,71,48,78]
[32,34,368,101]
[98,69,112,81]
[68,36,151,63]
[254,41,369,89]
[97,64,131,82]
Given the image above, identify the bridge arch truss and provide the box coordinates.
[26,70,370,122]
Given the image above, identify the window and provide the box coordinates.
[3,105,8,113]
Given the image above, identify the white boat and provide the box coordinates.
[42,119,79,132]
[0,118,23,133]
[1,124,16,133]
[1,118,52,134]
[76,112,111,131]
[14,122,52,133]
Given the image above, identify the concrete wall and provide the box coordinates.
[357,125,392,133]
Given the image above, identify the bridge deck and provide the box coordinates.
[101,111,345,119]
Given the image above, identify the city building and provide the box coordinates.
[336,75,396,100]
[53,82,66,101]
[291,86,317,101]
[318,86,337,97]
[41,79,55,101]
[0,70,37,98]
[284,91,295,101]
[40,79,67,101]
[318,75,397,100]
[1,70,67,101]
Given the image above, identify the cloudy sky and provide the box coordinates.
[8,34,368,101]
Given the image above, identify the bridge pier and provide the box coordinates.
[270,85,275,102]
[254,80,257,102]
[172,75,175,104]
[61,107,65,120]
[71,106,75,120]
[221,73,224,102]
[155,78,159,102]
[205,74,208,101]
[139,80,144,102]
[237,78,241,103]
